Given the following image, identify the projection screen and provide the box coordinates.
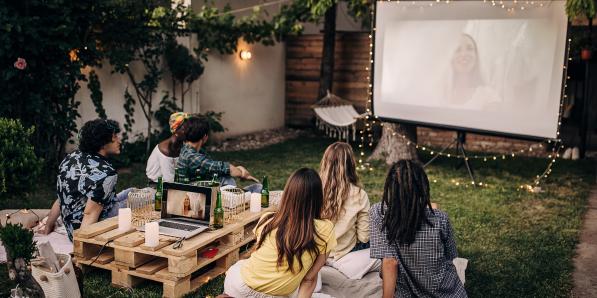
[372,1,568,139]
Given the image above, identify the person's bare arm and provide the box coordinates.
[229,164,243,177]
[382,258,398,298]
[229,165,259,182]
[297,253,328,298]
[81,200,104,228]
[41,199,61,235]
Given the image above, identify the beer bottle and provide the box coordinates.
[211,173,219,187]
[261,176,269,208]
[155,176,163,211]
[213,188,224,229]
[174,168,180,183]
[180,168,190,184]
[195,167,202,183]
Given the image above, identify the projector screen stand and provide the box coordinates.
[424,131,476,185]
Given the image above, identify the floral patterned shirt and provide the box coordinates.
[56,151,118,241]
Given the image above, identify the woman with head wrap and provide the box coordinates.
[146,112,190,183]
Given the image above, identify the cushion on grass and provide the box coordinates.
[1,209,51,229]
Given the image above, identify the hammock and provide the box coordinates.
[313,91,364,142]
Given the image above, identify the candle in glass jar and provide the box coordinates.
[250,193,261,213]
[145,221,159,247]
[118,208,132,232]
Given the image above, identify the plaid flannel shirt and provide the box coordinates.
[176,143,231,180]
[370,203,467,298]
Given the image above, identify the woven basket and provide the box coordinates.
[31,254,81,298]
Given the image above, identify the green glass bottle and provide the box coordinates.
[180,168,190,184]
[213,188,224,229]
[174,168,180,183]
[194,167,202,183]
[261,176,269,208]
[210,173,219,187]
[155,176,163,211]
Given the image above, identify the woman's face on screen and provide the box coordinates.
[184,196,190,208]
[452,35,477,75]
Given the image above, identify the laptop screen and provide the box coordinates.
[162,183,212,223]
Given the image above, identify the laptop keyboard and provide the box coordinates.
[159,221,200,231]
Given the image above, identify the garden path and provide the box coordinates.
[573,186,597,297]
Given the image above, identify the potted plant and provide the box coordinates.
[567,0,596,60]
[0,223,44,297]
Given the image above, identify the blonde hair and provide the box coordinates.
[320,142,359,222]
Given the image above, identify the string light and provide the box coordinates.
[380,0,546,11]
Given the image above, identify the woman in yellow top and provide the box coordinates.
[319,142,379,279]
[224,168,336,297]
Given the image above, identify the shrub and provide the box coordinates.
[0,118,43,198]
[0,223,36,263]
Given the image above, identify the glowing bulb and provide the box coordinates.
[239,50,252,60]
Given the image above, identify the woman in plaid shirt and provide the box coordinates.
[370,160,467,298]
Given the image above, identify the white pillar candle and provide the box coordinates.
[118,208,132,232]
[250,193,261,213]
[144,221,159,247]
[244,192,252,204]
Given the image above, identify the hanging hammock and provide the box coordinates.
[312,91,365,142]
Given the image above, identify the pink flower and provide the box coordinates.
[14,58,27,70]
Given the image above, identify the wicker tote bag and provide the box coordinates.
[31,253,81,298]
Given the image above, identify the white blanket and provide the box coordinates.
[320,266,382,298]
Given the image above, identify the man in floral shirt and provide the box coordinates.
[53,119,128,240]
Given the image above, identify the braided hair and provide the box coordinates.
[381,160,433,246]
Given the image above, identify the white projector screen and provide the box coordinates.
[373,1,568,139]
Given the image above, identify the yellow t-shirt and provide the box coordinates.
[240,213,337,296]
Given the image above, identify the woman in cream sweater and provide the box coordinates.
[320,142,379,279]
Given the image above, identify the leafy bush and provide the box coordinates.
[0,1,97,168]
[0,223,36,263]
[0,118,42,198]
[111,133,159,169]
[566,0,596,20]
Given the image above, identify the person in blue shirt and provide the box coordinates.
[50,119,131,240]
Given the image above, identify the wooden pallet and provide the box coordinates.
[73,209,269,297]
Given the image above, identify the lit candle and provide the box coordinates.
[145,221,159,247]
[118,208,132,232]
[250,193,261,213]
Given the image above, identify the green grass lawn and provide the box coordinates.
[1,136,595,297]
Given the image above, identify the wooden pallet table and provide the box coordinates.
[73,208,270,297]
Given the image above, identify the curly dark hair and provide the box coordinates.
[184,116,210,143]
[79,119,121,154]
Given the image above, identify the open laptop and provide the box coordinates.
[140,182,214,238]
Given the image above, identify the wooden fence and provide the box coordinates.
[285,32,369,127]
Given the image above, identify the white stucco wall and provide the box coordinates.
[72,0,360,147]
[194,39,286,138]
[73,38,284,146]
[76,61,170,141]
